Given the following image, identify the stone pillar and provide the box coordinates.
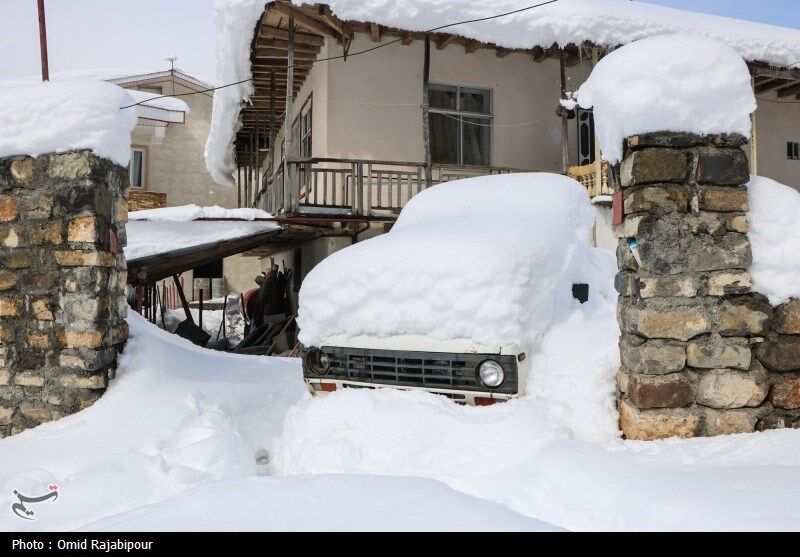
[615,132,778,440]
[0,151,128,437]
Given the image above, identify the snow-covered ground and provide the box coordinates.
[3,301,800,531]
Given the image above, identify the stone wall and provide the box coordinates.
[0,151,128,437]
[615,132,800,440]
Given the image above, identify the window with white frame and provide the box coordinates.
[129,147,146,189]
[300,103,312,158]
[788,141,799,161]
[429,84,492,166]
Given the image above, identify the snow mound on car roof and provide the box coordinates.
[297,173,601,349]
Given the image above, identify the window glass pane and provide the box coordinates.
[429,84,457,110]
[130,150,143,188]
[459,87,490,114]
[462,117,490,166]
[430,112,459,164]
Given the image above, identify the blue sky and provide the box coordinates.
[0,1,798,82]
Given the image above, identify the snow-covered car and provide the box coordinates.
[297,173,608,405]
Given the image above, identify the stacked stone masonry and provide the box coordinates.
[615,132,800,440]
[0,151,128,437]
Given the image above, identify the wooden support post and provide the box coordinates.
[422,34,432,189]
[751,76,759,175]
[255,112,262,206]
[135,283,144,315]
[284,18,297,213]
[249,130,256,207]
[559,49,570,173]
[591,48,603,193]
[237,165,242,208]
[268,69,277,182]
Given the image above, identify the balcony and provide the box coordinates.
[254,157,613,217]
[255,157,526,217]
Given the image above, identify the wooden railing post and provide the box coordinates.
[284,18,297,214]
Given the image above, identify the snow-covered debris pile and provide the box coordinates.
[125,205,279,261]
[204,0,267,187]
[748,175,800,305]
[576,34,756,163]
[298,173,598,350]
[0,79,137,165]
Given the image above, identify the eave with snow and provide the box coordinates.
[205,0,800,259]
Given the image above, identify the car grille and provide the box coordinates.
[303,346,519,394]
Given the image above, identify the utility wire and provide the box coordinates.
[120,0,559,110]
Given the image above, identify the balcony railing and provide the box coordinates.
[568,161,613,199]
[255,157,524,216]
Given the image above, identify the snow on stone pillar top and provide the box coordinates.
[576,34,757,164]
[0,79,137,165]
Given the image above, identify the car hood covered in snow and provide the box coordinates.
[297,173,607,351]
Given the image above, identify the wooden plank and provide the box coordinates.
[255,47,318,59]
[258,27,324,46]
[255,38,321,53]
[370,23,381,43]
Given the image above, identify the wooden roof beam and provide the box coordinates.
[256,38,321,52]
[317,5,354,40]
[255,47,318,60]
[272,2,343,39]
[258,27,325,46]
[755,78,791,94]
[464,40,481,54]
[777,82,800,98]
[435,35,456,50]
[370,23,381,43]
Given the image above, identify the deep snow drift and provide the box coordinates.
[576,35,756,163]
[298,173,598,350]
[0,79,137,165]
[748,175,800,305]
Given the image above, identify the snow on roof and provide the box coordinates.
[0,68,214,90]
[205,0,800,186]
[125,204,279,261]
[297,173,602,349]
[0,79,137,165]
[576,34,756,163]
[126,89,190,113]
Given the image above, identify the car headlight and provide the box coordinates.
[306,349,330,375]
[477,360,504,388]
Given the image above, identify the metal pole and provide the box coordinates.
[559,49,570,173]
[36,0,49,81]
[422,34,432,189]
[285,18,296,213]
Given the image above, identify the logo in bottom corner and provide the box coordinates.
[11,484,58,521]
